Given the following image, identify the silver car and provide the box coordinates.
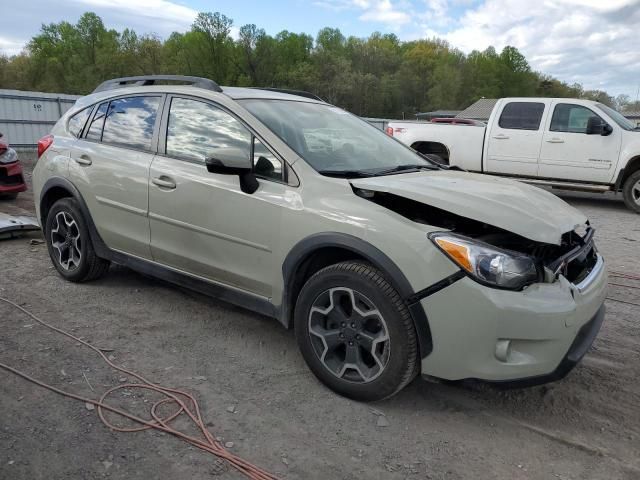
[32,76,607,401]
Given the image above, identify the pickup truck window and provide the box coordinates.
[498,102,545,131]
[550,103,602,134]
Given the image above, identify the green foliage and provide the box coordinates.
[0,11,619,117]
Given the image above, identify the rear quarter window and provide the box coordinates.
[68,107,91,138]
[498,102,545,130]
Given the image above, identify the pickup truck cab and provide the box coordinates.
[388,98,640,212]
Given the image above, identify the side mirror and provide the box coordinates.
[205,147,258,194]
[586,116,612,136]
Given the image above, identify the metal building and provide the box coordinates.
[0,89,80,149]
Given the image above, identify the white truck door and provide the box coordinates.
[485,100,548,176]
[538,101,621,183]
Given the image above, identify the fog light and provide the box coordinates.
[495,340,511,362]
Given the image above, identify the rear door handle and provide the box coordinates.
[493,134,509,139]
[152,176,176,189]
[546,138,565,143]
[75,155,92,166]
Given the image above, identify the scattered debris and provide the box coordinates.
[210,459,228,476]
[369,407,385,416]
[281,456,289,466]
[29,238,45,246]
[0,213,40,239]
[226,405,237,413]
[60,369,67,377]
[119,377,127,383]
[82,372,94,392]
[85,402,95,411]
[376,415,390,428]
[102,460,113,470]
[224,441,234,449]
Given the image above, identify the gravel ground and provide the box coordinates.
[1,154,639,479]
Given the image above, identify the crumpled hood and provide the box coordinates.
[351,170,587,245]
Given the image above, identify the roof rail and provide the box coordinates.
[251,87,323,102]
[93,75,223,93]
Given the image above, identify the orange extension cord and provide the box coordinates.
[0,296,279,480]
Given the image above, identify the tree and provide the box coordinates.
[0,10,624,119]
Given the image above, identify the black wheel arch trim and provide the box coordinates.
[40,176,111,258]
[280,232,434,358]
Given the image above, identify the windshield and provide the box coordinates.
[239,100,433,176]
[595,103,636,131]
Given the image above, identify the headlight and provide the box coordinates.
[430,233,540,290]
[0,148,17,164]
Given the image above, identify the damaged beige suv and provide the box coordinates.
[33,76,607,401]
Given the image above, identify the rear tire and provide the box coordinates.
[45,198,110,282]
[622,170,640,213]
[294,261,419,401]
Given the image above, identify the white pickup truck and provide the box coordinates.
[387,98,640,212]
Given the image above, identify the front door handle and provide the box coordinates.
[152,176,177,189]
[546,138,565,143]
[493,134,509,140]
[75,155,92,166]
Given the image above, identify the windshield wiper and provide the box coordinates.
[317,169,376,178]
[372,164,440,176]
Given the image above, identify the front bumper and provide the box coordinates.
[0,161,27,194]
[419,253,607,383]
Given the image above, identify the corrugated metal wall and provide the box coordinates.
[0,89,80,148]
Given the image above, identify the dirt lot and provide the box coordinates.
[1,154,639,480]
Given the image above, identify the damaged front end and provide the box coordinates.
[355,188,598,289]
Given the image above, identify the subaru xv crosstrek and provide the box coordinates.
[32,76,607,401]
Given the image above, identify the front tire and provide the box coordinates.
[45,198,110,282]
[294,261,419,401]
[622,170,640,213]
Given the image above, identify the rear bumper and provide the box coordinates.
[0,161,27,193]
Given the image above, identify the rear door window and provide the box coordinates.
[498,102,545,130]
[102,96,161,151]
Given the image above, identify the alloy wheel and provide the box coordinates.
[308,287,390,383]
[632,178,640,206]
[50,211,82,271]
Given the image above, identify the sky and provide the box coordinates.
[1,0,639,98]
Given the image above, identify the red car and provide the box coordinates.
[0,133,27,199]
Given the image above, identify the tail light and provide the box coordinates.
[385,126,394,137]
[37,135,54,158]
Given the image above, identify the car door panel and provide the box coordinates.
[69,95,163,259]
[148,95,289,297]
[486,101,549,177]
[148,156,287,297]
[538,102,621,183]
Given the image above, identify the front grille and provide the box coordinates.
[545,228,597,284]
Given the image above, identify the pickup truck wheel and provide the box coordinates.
[45,198,111,282]
[622,170,640,213]
[294,261,419,401]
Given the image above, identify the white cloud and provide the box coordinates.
[71,0,197,32]
[0,36,26,56]
[316,0,412,26]
[421,0,640,96]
